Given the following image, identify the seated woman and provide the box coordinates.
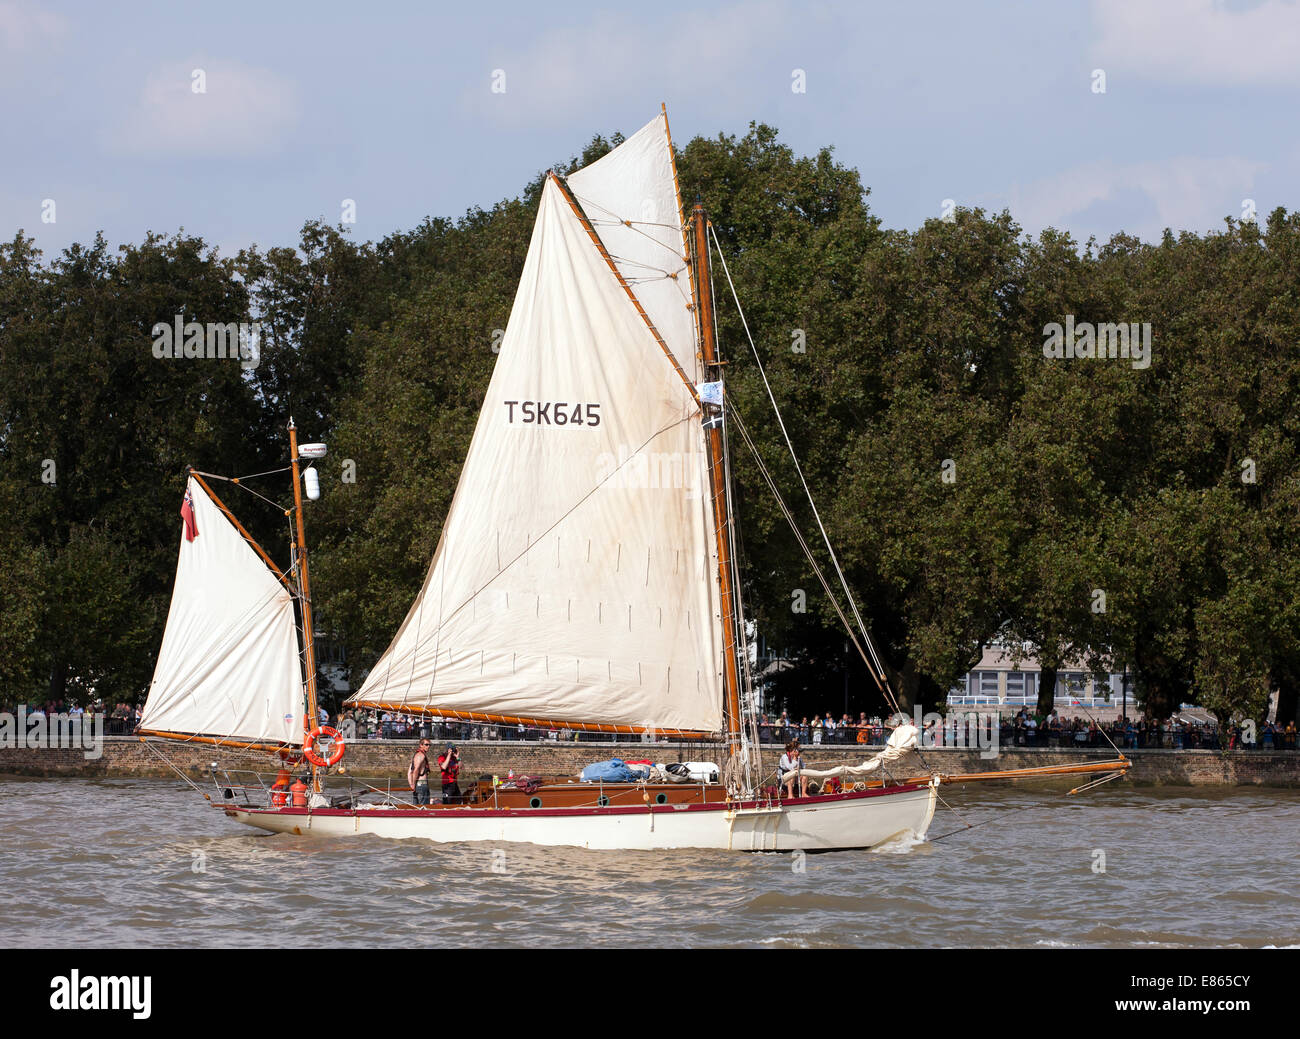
[778,741,808,800]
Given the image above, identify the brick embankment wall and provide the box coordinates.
[0,738,1297,786]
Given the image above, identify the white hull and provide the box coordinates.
[224,780,939,852]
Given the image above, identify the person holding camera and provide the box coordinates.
[437,745,462,804]
[778,740,807,800]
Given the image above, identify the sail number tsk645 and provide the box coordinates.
[504,401,601,426]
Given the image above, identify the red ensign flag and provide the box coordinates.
[180,488,199,542]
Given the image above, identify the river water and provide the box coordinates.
[2,776,1296,948]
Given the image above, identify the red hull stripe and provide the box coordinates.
[231,782,929,820]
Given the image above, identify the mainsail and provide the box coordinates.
[141,476,305,746]
[566,112,699,382]
[350,127,724,734]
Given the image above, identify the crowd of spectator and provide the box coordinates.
[989,711,1208,750]
[333,709,908,746]
[758,712,891,745]
[990,710,1298,750]
[331,707,630,744]
[330,706,1292,752]
[4,699,1296,751]
[2,699,141,735]
[329,708,895,746]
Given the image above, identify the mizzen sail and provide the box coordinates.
[349,172,724,733]
[141,476,305,745]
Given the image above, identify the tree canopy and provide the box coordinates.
[2,123,1296,728]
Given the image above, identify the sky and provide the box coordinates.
[3,0,1299,260]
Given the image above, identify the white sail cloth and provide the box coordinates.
[141,477,304,745]
[350,175,724,733]
[797,724,921,778]
[566,112,698,382]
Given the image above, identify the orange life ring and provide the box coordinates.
[303,725,345,767]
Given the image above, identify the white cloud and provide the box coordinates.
[0,0,66,51]
[107,58,299,158]
[1010,155,1266,241]
[1092,0,1300,87]
[461,1,819,126]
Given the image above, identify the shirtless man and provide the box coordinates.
[408,739,432,805]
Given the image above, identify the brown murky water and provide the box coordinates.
[2,776,1296,948]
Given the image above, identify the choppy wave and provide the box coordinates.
[1,777,1297,948]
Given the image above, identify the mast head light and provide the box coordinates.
[298,443,327,459]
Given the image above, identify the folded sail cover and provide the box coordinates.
[141,477,304,745]
[796,725,921,779]
[350,118,724,733]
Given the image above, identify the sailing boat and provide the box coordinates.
[140,107,1128,851]
[140,422,327,758]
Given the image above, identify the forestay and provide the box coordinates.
[142,477,304,745]
[350,172,724,733]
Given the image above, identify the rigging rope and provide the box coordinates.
[726,404,894,708]
[566,188,690,261]
[141,738,207,792]
[601,252,680,279]
[708,224,898,708]
[710,283,762,793]
[191,467,291,514]
[703,226,960,786]
[1071,702,1127,758]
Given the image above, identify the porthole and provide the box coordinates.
[529,796,542,808]
[655,793,668,804]
[597,796,609,807]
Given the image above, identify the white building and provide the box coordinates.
[948,644,1130,711]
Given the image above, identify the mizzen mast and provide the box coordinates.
[287,419,321,767]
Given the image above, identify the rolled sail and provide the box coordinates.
[141,477,305,746]
[349,166,724,733]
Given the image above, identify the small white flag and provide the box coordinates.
[698,381,724,406]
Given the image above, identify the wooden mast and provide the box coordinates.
[287,419,322,785]
[691,202,744,761]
